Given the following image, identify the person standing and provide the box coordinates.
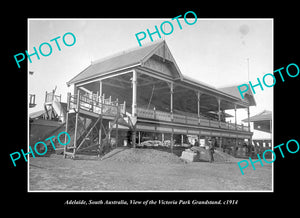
[208,138,215,163]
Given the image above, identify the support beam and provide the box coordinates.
[132,126,137,148]
[99,80,103,98]
[197,91,201,117]
[171,129,174,154]
[64,92,71,158]
[170,82,174,117]
[115,121,118,148]
[138,131,141,145]
[77,115,102,151]
[170,82,174,154]
[132,70,137,148]
[132,70,137,117]
[98,80,103,147]
[109,76,132,85]
[217,98,221,122]
[104,81,127,89]
[108,121,111,140]
[197,91,201,125]
[73,69,137,87]
[115,103,119,148]
[138,79,165,87]
[73,90,80,157]
[98,117,102,145]
[247,106,250,132]
[78,86,92,95]
[234,104,237,130]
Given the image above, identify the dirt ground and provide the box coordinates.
[29,148,272,191]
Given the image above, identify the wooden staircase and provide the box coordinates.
[63,91,131,159]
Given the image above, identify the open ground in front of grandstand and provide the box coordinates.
[29,148,272,191]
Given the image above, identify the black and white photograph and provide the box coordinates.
[5,5,300,212]
[27,18,273,191]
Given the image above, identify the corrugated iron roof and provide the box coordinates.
[66,40,255,107]
[219,85,250,99]
[219,85,256,106]
[67,41,164,85]
[242,110,272,122]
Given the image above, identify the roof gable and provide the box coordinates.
[141,41,183,79]
[67,40,183,85]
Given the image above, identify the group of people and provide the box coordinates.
[193,138,216,163]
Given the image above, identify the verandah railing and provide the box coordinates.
[136,107,249,132]
[66,91,249,132]
[45,91,61,103]
[67,92,126,117]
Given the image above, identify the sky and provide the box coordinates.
[28,18,273,124]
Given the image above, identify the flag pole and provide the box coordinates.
[247,58,250,81]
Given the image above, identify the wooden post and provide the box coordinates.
[247,107,250,132]
[98,117,103,155]
[138,131,141,146]
[132,70,137,148]
[171,129,174,154]
[250,135,253,155]
[217,98,221,127]
[170,82,174,153]
[181,134,183,146]
[76,89,80,111]
[132,71,137,117]
[64,92,71,158]
[170,82,174,117]
[197,91,201,126]
[73,90,80,158]
[122,100,126,114]
[99,80,103,96]
[98,80,103,149]
[115,100,119,148]
[115,119,119,148]
[234,104,237,130]
[108,121,111,141]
